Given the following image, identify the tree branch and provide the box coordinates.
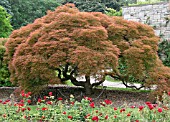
[92,76,105,88]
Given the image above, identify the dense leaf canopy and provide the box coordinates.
[5,4,170,95]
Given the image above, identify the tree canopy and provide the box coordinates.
[5,4,170,95]
[0,6,13,38]
[8,0,60,29]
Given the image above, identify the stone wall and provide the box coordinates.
[122,2,170,40]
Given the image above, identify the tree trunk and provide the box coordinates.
[84,75,93,95]
[84,82,93,95]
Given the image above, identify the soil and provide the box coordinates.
[0,86,151,107]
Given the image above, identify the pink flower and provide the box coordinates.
[68,115,73,120]
[49,92,52,96]
[92,116,99,122]
[90,102,95,108]
[58,97,63,101]
[104,99,112,105]
[158,108,163,113]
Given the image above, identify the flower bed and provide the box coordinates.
[0,91,170,121]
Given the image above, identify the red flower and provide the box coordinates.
[70,102,74,105]
[20,100,24,103]
[18,103,24,107]
[25,94,29,98]
[27,92,31,95]
[68,115,73,120]
[127,113,131,116]
[92,116,99,122]
[27,99,31,104]
[114,107,117,110]
[87,97,92,102]
[27,107,31,111]
[136,120,139,122]
[46,101,52,105]
[114,115,117,118]
[168,92,170,96]
[158,108,163,113]
[139,106,144,111]
[38,98,42,103]
[58,97,63,101]
[85,114,90,118]
[145,101,151,105]
[3,114,6,118]
[148,104,154,110]
[21,93,25,97]
[44,96,47,100]
[120,108,125,113]
[42,107,48,111]
[0,100,2,103]
[63,111,66,114]
[104,99,112,105]
[49,92,52,96]
[131,105,135,108]
[105,115,108,119]
[90,102,95,108]
[21,108,26,112]
[5,99,10,102]
[99,113,102,116]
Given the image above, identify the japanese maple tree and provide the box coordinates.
[5,4,170,95]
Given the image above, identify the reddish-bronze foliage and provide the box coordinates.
[5,4,170,96]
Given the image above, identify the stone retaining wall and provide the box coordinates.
[122,2,170,40]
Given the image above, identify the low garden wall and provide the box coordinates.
[122,2,170,40]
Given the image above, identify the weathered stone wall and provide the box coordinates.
[122,2,170,40]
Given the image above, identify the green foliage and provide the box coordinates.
[158,39,170,67]
[8,0,60,29]
[0,38,13,87]
[61,0,122,13]
[0,6,13,38]
[105,8,122,16]
[0,0,12,15]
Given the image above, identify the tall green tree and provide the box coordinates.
[8,0,60,29]
[0,6,13,38]
[0,0,12,15]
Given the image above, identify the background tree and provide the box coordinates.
[0,38,12,86]
[8,0,60,29]
[0,6,13,38]
[0,0,12,15]
[5,4,170,96]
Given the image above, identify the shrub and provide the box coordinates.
[0,6,13,38]
[5,4,170,97]
[0,38,12,86]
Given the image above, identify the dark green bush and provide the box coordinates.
[158,39,170,67]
